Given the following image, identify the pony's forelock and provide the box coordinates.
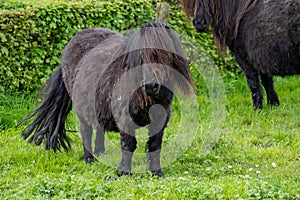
[111,22,194,107]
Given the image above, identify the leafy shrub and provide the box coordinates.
[0,0,155,92]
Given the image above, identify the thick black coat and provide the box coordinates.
[183,0,300,108]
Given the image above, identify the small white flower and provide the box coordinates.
[248,168,253,172]
[271,162,277,168]
[228,165,233,169]
[256,170,261,174]
[255,165,259,168]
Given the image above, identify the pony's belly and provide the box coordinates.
[254,55,300,76]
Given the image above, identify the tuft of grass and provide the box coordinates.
[1,74,300,199]
[0,92,38,131]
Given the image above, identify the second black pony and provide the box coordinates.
[182,0,300,108]
[20,22,194,177]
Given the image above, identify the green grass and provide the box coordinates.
[1,75,300,199]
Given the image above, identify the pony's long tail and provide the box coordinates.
[20,67,72,152]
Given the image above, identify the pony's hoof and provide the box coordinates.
[253,100,263,109]
[84,154,94,163]
[85,157,94,163]
[252,93,263,109]
[83,148,95,163]
[80,154,94,163]
[269,99,280,106]
[254,105,262,110]
[117,170,132,177]
[152,169,164,178]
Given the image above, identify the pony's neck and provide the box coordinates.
[207,0,258,48]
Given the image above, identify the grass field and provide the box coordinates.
[0,74,299,199]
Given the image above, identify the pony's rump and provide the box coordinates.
[60,28,120,97]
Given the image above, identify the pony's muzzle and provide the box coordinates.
[193,18,209,32]
[142,65,161,96]
[143,82,161,96]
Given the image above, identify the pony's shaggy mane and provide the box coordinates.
[182,0,200,17]
[182,0,258,48]
[106,22,194,108]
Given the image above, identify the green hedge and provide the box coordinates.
[0,0,238,92]
[0,0,155,92]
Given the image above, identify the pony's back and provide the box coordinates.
[61,28,119,97]
[240,0,300,75]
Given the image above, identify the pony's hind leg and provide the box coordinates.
[79,119,94,163]
[260,73,280,106]
[94,124,105,156]
[118,132,137,176]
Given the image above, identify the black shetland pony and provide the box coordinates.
[182,0,300,108]
[20,22,194,177]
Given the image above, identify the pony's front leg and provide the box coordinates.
[235,54,263,109]
[246,69,263,109]
[260,73,280,106]
[147,130,164,177]
[118,132,136,176]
